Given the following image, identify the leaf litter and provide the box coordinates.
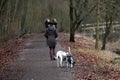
[59,33,120,80]
[0,34,33,71]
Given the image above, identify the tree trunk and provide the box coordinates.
[69,0,75,42]
[6,0,11,35]
[0,0,8,14]
[95,0,100,50]
[20,0,28,37]
[101,28,109,50]
[101,32,107,50]
[70,25,75,42]
[12,0,19,22]
[101,18,112,50]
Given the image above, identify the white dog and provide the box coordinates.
[55,47,75,68]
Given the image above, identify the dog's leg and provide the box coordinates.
[66,62,69,68]
[60,56,63,67]
[57,57,60,67]
[66,58,69,68]
[63,59,66,67]
[70,64,73,68]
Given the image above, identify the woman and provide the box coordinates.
[44,24,58,60]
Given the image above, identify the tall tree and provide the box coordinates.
[12,0,19,22]
[69,0,96,42]
[101,0,120,50]
[0,0,8,14]
[95,0,100,49]
[20,0,29,37]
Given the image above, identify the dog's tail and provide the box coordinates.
[68,47,71,54]
[68,47,70,51]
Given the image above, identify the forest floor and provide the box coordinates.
[59,33,120,80]
[0,33,120,80]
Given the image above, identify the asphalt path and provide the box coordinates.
[0,34,74,80]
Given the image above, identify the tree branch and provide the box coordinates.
[75,4,97,30]
[0,0,8,14]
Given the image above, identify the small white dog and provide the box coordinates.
[55,47,75,68]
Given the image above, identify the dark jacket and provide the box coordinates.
[44,25,58,47]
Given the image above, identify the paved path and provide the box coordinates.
[0,34,73,80]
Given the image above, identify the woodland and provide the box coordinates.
[0,0,120,80]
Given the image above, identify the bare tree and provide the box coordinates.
[0,0,8,14]
[20,0,29,37]
[69,0,96,42]
[101,0,120,50]
[95,0,100,49]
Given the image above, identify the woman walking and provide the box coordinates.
[44,23,58,60]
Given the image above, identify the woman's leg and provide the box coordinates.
[52,46,56,60]
[49,47,53,60]
[49,46,56,60]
